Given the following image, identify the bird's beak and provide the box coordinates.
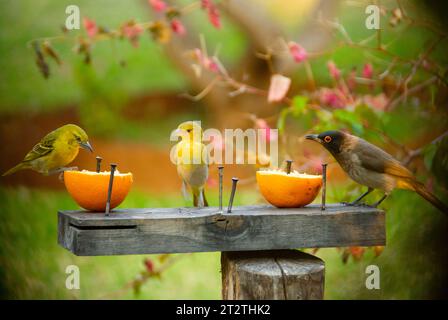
[80,141,93,152]
[171,128,189,139]
[172,128,183,136]
[305,134,322,143]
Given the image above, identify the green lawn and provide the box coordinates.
[1,185,446,299]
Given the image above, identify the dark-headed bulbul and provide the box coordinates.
[305,130,447,214]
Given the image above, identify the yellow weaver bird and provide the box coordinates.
[173,121,209,207]
[3,124,93,176]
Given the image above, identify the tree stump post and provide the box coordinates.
[221,250,325,300]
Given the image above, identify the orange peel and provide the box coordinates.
[256,169,322,208]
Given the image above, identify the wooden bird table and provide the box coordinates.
[58,204,385,299]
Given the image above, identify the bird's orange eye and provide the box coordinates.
[324,136,332,143]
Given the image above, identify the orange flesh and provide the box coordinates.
[64,170,133,211]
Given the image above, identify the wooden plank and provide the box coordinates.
[221,250,325,300]
[58,204,385,256]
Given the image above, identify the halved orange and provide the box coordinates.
[64,170,133,211]
[256,169,322,208]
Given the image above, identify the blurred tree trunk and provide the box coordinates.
[152,0,341,128]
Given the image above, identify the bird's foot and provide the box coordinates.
[341,201,368,207]
[344,201,382,209]
[369,202,381,208]
[49,166,79,176]
[54,167,78,182]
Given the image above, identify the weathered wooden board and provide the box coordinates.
[221,250,325,300]
[58,204,385,256]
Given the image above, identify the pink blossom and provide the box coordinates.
[208,6,221,28]
[148,0,167,12]
[288,42,307,63]
[201,0,210,9]
[363,93,388,111]
[209,134,225,151]
[362,63,373,79]
[327,61,341,80]
[203,1,221,29]
[171,19,186,35]
[192,49,219,73]
[319,88,346,109]
[255,118,269,130]
[83,17,98,38]
[122,22,144,47]
[144,258,154,273]
[255,119,278,142]
[204,57,219,73]
[267,74,291,103]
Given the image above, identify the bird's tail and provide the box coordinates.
[193,189,208,207]
[2,162,28,176]
[410,180,448,215]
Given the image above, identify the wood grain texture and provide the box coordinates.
[221,250,325,300]
[58,204,385,256]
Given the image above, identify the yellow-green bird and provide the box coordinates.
[2,124,93,176]
[173,121,209,207]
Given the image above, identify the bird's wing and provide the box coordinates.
[22,133,56,162]
[355,139,414,179]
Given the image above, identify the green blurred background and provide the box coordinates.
[0,0,447,299]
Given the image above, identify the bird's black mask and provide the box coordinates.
[305,130,345,155]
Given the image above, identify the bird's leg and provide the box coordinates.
[343,187,373,206]
[48,166,79,175]
[371,194,388,208]
[47,167,79,182]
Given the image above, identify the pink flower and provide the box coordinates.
[171,19,186,35]
[201,0,210,9]
[205,57,219,73]
[363,93,388,111]
[209,134,225,151]
[319,88,346,109]
[255,119,278,142]
[122,22,144,47]
[192,48,219,73]
[267,74,291,103]
[83,17,98,38]
[202,1,221,29]
[208,5,221,29]
[148,0,167,12]
[327,61,341,80]
[144,258,154,273]
[288,42,307,63]
[362,63,373,79]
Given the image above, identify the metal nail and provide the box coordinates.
[105,163,117,216]
[227,177,239,213]
[96,156,102,173]
[218,166,224,213]
[286,160,293,174]
[321,163,328,211]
